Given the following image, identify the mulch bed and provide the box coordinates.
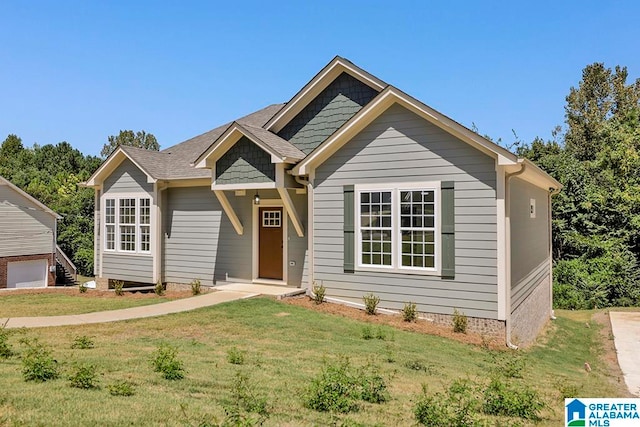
[283,295,504,349]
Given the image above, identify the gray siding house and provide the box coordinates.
[0,176,60,288]
[86,57,560,346]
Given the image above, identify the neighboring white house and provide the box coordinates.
[0,176,60,288]
[85,57,561,346]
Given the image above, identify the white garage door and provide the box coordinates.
[7,259,48,288]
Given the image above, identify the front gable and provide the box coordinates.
[277,72,379,155]
[103,158,154,194]
[215,136,275,185]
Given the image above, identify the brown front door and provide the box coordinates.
[259,207,283,280]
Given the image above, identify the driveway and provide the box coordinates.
[609,311,640,396]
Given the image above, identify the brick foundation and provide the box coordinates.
[0,253,56,288]
[420,311,506,337]
[510,275,551,347]
[165,282,193,292]
[95,277,109,290]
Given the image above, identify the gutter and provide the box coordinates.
[504,162,526,350]
[548,186,561,320]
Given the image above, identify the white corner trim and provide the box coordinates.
[213,190,244,235]
[277,187,304,237]
[496,165,507,321]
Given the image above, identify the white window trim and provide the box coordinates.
[102,193,153,256]
[355,181,441,276]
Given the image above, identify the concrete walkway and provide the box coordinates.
[1,284,304,329]
[609,311,640,397]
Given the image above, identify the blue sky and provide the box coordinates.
[1,1,638,157]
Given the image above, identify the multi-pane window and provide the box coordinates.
[262,210,281,227]
[140,198,151,252]
[360,191,392,267]
[400,190,435,269]
[104,197,151,253]
[105,199,115,250]
[357,184,438,272]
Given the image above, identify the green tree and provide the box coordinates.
[101,130,159,158]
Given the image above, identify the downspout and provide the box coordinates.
[505,162,526,350]
[548,187,561,320]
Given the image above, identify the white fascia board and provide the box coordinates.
[265,57,385,133]
[0,176,61,219]
[295,87,521,176]
[211,182,276,191]
[85,148,157,187]
[194,124,285,169]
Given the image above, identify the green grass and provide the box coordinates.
[0,293,177,317]
[0,299,628,426]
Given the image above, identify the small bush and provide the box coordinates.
[404,359,434,373]
[154,281,165,296]
[361,326,374,340]
[363,293,380,315]
[71,335,95,350]
[152,343,185,380]
[68,363,99,389]
[358,364,388,404]
[227,347,246,365]
[401,302,417,322]
[21,339,59,382]
[414,388,451,427]
[452,309,467,333]
[482,377,544,420]
[313,283,326,304]
[78,283,88,293]
[305,358,361,413]
[108,380,135,396]
[224,371,269,419]
[113,280,124,296]
[190,278,202,296]
[0,325,13,359]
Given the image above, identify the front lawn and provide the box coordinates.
[0,298,629,426]
[0,289,191,317]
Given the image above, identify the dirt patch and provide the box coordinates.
[283,295,504,349]
[0,287,194,300]
[592,311,633,396]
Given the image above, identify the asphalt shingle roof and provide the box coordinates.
[127,103,286,180]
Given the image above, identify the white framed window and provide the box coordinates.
[105,199,116,250]
[103,195,151,254]
[356,182,440,274]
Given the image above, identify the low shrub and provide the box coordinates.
[113,280,124,296]
[154,281,165,296]
[71,335,95,350]
[224,371,269,421]
[358,364,388,404]
[414,388,451,427]
[0,325,13,359]
[78,283,88,293]
[21,339,59,382]
[401,302,417,322]
[404,359,434,373]
[313,283,326,304]
[108,380,136,396]
[227,347,246,365]
[363,293,380,315]
[68,363,99,389]
[452,309,467,333]
[190,278,202,296]
[482,377,544,420]
[305,358,361,413]
[361,326,373,340]
[152,343,185,380]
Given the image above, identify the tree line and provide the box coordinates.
[1,63,639,308]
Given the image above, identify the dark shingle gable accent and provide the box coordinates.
[277,72,378,155]
[215,136,275,184]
